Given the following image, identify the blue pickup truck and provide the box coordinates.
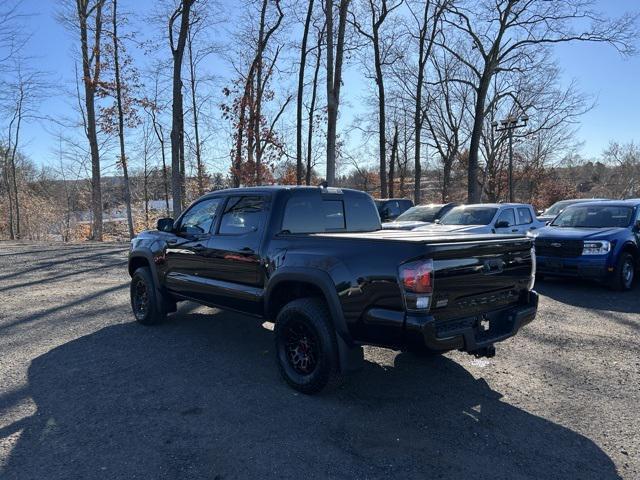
[534,200,640,290]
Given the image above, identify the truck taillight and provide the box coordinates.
[399,259,433,294]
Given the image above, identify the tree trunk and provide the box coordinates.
[325,0,350,186]
[77,0,105,240]
[372,30,387,198]
[468,72,490,203]
[112,0,135,239]
[8,87,23,239]
[306,27,323,186]
[388,123,398,198]
[169,0,195,217]
[2,148,14,239]
[187,24,205,196]
[296,0,315,185]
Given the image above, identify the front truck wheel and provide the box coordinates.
[130,266,166,325]
[611,252,635,291]
[274,297,343,394]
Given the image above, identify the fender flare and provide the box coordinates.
[128,249,167,313]
[264,267,363,373]
[264,267,352,345]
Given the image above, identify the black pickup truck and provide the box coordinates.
[128,186,538,393]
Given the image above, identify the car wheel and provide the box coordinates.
[611,253,635,291]
[274,297,342,394]
[130,267,166,325]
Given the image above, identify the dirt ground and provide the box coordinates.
[0,241,638,479]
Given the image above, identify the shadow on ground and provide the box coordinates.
[0,308,620,480]
[535,275,639,314]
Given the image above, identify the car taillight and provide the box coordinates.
[399,259,433,294]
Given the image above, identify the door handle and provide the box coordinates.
[239,247,254,254]
[192,244,206,252]
[511,229,518,233]
[167,238,178,246]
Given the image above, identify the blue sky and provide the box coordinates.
[12,0,640,170]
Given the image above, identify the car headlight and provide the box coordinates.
[582,241,611,255]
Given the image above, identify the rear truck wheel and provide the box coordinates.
[274,298,342,394]
[130,267,166,325]
[611,252,635,291]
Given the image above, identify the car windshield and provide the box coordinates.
[551,205,633,228]
[395,205,441,222]
[440,206,498,226]
[544,200,573,216]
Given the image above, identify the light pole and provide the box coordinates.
[492,114,529,202]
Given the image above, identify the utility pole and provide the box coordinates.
[492,114,528,202]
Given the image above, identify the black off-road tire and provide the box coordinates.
[130,267,166,325]
[274,297,342,394]
[611,252,635,291]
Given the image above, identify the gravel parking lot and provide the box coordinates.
[0,241,638,479]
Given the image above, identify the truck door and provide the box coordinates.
[198,195,270,315]
[164,197,224,297]
[494,208,518,234]
[515,206,536,234]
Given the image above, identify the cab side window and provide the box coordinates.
[517,207,533,225]
[219,196,267,236]
[178,198,222,235]
[496,208,516,227]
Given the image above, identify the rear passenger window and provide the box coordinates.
[282,197,347,233]
[219,196,266,235]
[517,207,533,225]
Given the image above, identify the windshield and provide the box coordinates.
[440,206,498,226]
[395,205,441,222]
[551,205,633,228]
[544,200,573,216]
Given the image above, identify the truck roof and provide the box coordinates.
[200,185,359,198]
[453,203,533,208]
[564,199,640,208]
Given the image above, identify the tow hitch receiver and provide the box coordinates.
[470,345,496,358]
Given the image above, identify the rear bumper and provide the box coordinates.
[364,291,538,353]
[537,255,610,279]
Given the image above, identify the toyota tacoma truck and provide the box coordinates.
[128,186,538,393]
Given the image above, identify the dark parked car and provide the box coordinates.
[537,198,607,224]
[374,198,414,222]
[534,200,640,290]
[129,186,538,393]
[382,203,458,230]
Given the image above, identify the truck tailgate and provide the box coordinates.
[426,238,533,321]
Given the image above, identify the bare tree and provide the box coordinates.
[296,0,316,184]
[74,0,106,240]
[401,0,448,203]
[168,0,196,217]
[352,0,402,198]
[425,52,471,202]
[325,0,351,186]
[230,0,284,187]
[110,0,134,238]
[441,0,638,202]
[306,22,325,185]
[388,122,398,197]
[143,67,170,216]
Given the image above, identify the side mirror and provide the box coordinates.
[495,220,510,229]
[157,217,175,232]
[537,210,544,216]
[434,219,441,224]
